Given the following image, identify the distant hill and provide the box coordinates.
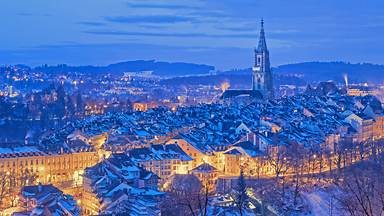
[160,73,305,88]
[161,62,384,87]
[15,61,384,84]
[273,62,384,84]
[34,60,215,77]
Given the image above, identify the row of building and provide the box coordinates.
[2,86,384,214]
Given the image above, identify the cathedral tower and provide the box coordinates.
[252,19,274,99]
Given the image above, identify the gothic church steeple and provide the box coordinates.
[257,19,268,52]
[252,19,274,99]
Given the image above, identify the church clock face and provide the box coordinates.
[253,66,261,72]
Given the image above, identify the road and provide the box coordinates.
[303,190,339,216]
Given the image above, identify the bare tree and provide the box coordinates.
[333,140,352,181]
[335,160,384,216]
[0,172,8,207]
[318,149,325,175]
[252,157,264,180]
[0,171,18,208]
[267,147,288,179]
[287,143,306,206]
[0,169,38,208]
[231,169,248,216]
[162,174,209,216]
[357,141,366,160]
[19,168,38,186]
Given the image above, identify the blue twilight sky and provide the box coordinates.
[1,0,384,70]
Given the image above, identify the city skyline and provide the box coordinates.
[1,1,384,215]
[1,0,384,70]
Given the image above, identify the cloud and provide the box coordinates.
[84,28,298,41]
[217,26,255,32]
[126,2,200,10]
[187,10,228,18]
[78,21,106,26]
[138,24,168,30]
[17,12,51,17]
[84,30,257,39]
[104,15,197,24]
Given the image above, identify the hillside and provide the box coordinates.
[33,60,215,77]
[12,61,384,84]
[273,62,384,83]
[161,62,384,87]
[160,73,305,88]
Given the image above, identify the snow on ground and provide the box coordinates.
[302,188,342,216]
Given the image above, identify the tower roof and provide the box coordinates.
[257,19,268,52]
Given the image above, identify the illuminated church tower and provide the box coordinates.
[252,19,274,99]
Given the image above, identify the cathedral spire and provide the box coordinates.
[257,19,268,52]
[252,18,273,99]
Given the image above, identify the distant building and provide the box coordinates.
[347,85,378,97]
[304,81,341,96]
[133,102,159,112]
[221,19,274,100]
